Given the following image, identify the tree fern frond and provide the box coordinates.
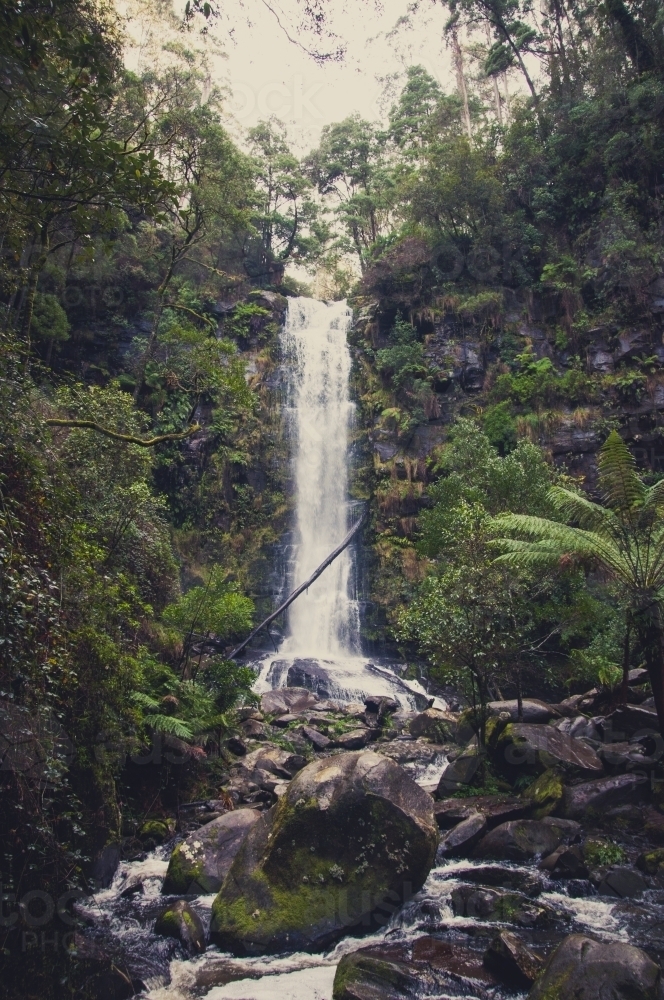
[548,486,620,536]
[492,514,631,581]
[146,715,194,739]
[645,478,664,513]
[131,692,161,710]
[597,430,645,512]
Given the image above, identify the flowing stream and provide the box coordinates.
[83,298,640,999]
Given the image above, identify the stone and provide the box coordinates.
[637,847,664,875]
[434,794,527,830]
[162,809,260,894]
[598,867,647,898]
[333,729,374,750]
[438,863,544,896]
[226,736,247,756]
[90,843,121,889]
[598,740,650,772]
[260,687,319,716]
[332,938,496,1000]
[237,707,263,722]
[450,885,553,927]
[364,695,399,720]
[285,659,335,699]
[240,718,266,738]
[528,934,662,1000]
[234,746,306,781]
[302,726,331,750]
[437,813,487,858]
[210,750,439,954]
[541,845,589,879]
[562,773,649,819]
[523,769,565,818]
[155,899,205,955]
[272,713,299,727]
[556,716,602,742]
[628,668,650,686]
[409,708,456,742]
[436,749,481,795]
[484,930,543,989]
[474,820,564,861]
[488,699,559,723]
[138,819,173,844]
[606,704,660,737]
[433,799,477,829]
[541,816,582,841]
[492,723,604,779]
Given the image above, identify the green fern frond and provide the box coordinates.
[492,514,631,580]
[645,478,664,512]
[146,715,194,739]
[548,486,620,537]
[131,692,161,710]
[597,430,645,512]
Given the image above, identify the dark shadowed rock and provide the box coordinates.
[435,794,529,829]
[562,773,649,819]
[240,718,266,738]
[302,726,331,750]
[260,686,319,716]
[210,751,439,954]
[437,812,487,858]
[163,809,261,894]
[598,867,647,898]
[528,934,662,1000]
[155,899,205,955]
[451,885,554,927]
[484,930,543,988]
[90,843,121,889]
[637,847,664,875]
[409,708,456,741]
[488,699,559,723]
[474,820,564,861]
[438,863,545,897]
[606,704,660,737]
[492,723,604,779]
[332,938,497,1000]
[541,844,588,879]
[226,736,247,756]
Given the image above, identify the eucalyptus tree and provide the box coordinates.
[494,431,664,734]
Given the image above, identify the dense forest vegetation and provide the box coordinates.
[2,0,664,994]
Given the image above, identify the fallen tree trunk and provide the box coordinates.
[224,507,368,660]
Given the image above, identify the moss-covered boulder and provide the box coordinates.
[523,769,565,818]
[209,750,439,954]
[528,934,661,1000]
[162,809,260,895]
[139,819,174,844]
[154,899,205,955]
[638,846,664,876]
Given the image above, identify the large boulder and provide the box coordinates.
[210,751,439,954]
[333,938,496,1000]
[606,704,660,738]
[484,930,543,989]
[437,813,487,858]
[488,699,559,723]
[491,723,604,779]
[528,934,662,1000]
[162,809,260,895]
[260,686,319,716]
[473,819,565,861]
[562,772,649,819]
[436,749,481,795]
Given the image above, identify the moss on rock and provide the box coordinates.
[523,769,565,818]
[210,751,439,954]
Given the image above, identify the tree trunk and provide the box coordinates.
[450,25,472,139]
[621,613,631,706]
[635,601,664,737]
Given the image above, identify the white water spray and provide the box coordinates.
[280,297,360,658]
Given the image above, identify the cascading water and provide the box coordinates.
[253,297,434,709]
[280,297,360,658]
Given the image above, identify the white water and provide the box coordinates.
[280,297,360,658]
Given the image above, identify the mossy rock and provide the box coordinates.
[490,723,603,781]
[409,708,456,743]
[529,933,661,1000]
[210,750,439,955]
[333,947,419,999]
[523,769,565,819]
[162,810,260,895]
[637,847,664,876]
[155,899,205,955]
[139,819,173,843]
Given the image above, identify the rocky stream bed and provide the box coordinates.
[74,663,664,1000]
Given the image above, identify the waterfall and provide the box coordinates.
[280,297,360,658]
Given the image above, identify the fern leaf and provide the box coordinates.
[147,715,194,739]
[597,431,645,513]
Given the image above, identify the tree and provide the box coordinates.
[494,431,664,735]
[247,118,327,283]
